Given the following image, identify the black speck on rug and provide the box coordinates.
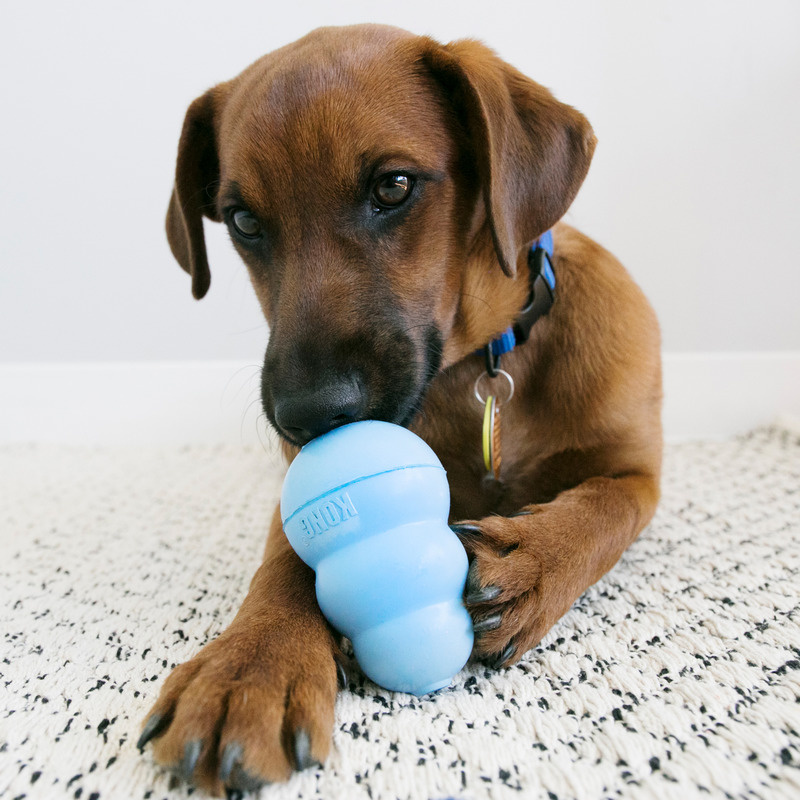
[1,426,799,799]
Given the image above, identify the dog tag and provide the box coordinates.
[482,394,502,479]
[475,369,514,483]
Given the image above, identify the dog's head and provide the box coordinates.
[166,25,595,446]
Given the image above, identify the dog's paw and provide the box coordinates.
[452,510,575,668]
[137,616,340,796]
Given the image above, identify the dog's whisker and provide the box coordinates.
[255,412,274,456]
[459,291,498,315]
[224,363,262,397]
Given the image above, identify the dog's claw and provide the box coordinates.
[137,713,168,752]
[179,739,202,781]
[464,560,501,605]
[465,559,480,593]
[450,522,483,541]
[233,767,265,793]
[292,728,320,771]
[219,741,265,794]
[465,585,502,604]
[336,660,348,690]
[490,643,517,669]
[473,612,503,634]
[219,742,243,784]
[219,741,266,790]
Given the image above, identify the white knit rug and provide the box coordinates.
[2,426,799,800]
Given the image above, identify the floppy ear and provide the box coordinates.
[165,88,224,299]
[423,39,596,277]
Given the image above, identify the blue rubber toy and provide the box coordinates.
[280,420,474,695]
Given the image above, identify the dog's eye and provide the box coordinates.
[231,209,262,239]
[373,174,412,209]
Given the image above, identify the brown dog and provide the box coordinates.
[139,23,662,795]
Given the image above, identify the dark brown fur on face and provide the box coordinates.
[142,24,662,795]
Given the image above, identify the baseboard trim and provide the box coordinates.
[1,353,798,445]
[0,361,271,447]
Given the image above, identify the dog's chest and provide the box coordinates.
[414,391,545,521]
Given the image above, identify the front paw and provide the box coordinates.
[452,511,571,668]
[137,615,340,795]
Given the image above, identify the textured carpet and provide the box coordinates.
[1,426,799,800]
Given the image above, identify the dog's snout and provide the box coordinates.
[273,376,367,445]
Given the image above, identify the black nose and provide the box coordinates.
[273,377,367,445]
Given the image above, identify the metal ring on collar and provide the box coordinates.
[474,369,515,407]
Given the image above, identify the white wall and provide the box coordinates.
[1,1,799,441]
[2,0,799,362]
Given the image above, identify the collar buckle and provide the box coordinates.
[480,232,556,374]
[513,243,556,346]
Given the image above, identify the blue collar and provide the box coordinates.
[482,231,556,376]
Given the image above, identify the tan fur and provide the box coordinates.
[145,24,662,794]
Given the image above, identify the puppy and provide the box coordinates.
[139,24,662,795]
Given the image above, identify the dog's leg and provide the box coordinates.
[453,472,660,666]
[137,507,340,795]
